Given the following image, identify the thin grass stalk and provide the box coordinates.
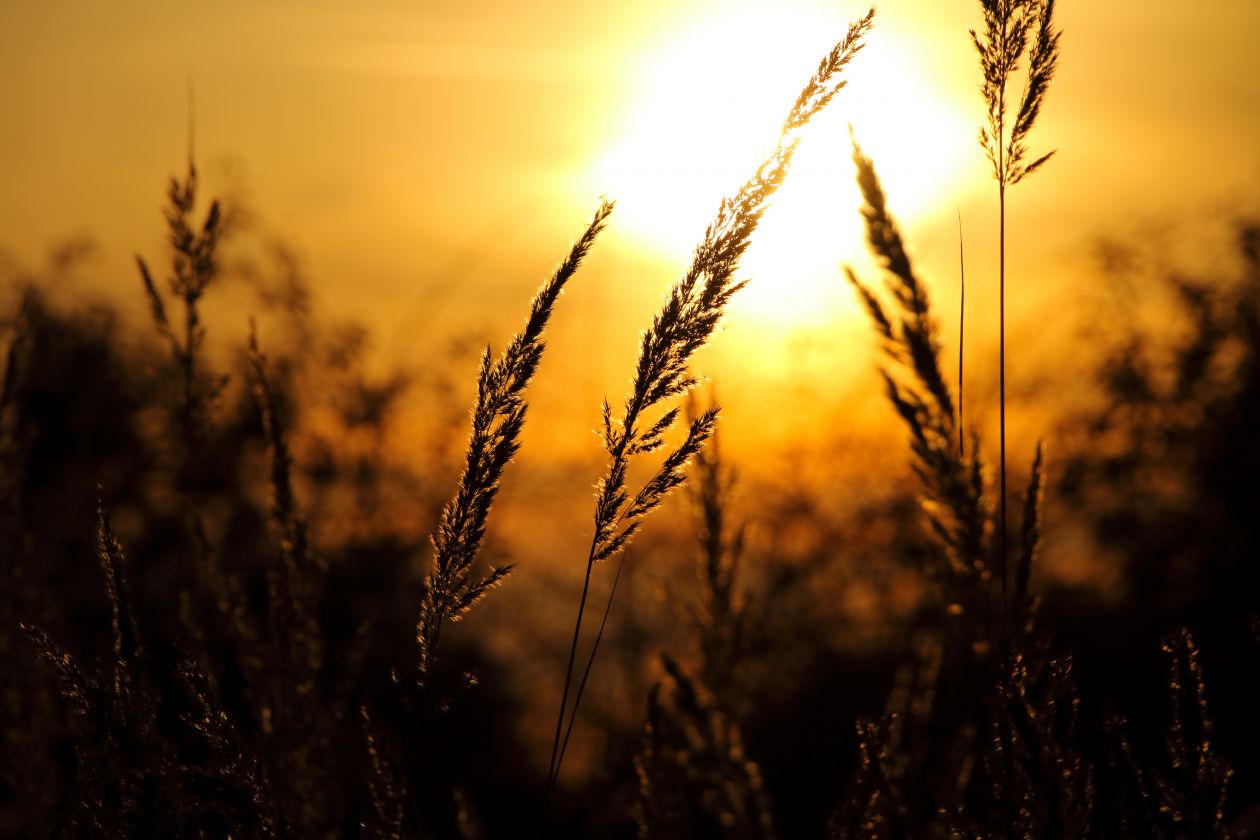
[554,547,630,776]
[971,0,1060,620]
[549,408,718,791]
[958,210,966,456]
[1000,181,1007,608]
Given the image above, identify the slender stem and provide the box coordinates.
[546,540,598,796]
[183,302,195,450]
[998,181,1007,617]
[546,435,661,794]
[995,5,1010,622]
[546,450,657,794]
[996,64,1013,830]
[957,209,966,456]
[555,548,629,780]
[991,8,1018,832]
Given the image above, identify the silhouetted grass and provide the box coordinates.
[4,3,1260,838]
[971,0,1060,605]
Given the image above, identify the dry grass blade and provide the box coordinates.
[417,199,614,682]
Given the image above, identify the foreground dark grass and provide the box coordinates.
[5,206,1259,837]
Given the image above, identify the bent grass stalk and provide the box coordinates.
[546,7,876,793]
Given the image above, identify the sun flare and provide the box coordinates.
[586,4,975,328]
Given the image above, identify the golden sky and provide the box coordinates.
[2,0,1259,460]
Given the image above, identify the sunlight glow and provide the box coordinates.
[587,4,975,327]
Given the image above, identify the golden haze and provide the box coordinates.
[1,0,1258,465]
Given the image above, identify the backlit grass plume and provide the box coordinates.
[137,157,225,449]
[547,7,876,791]
[973,0,1060,189]
[844,136,991,625]
[416,199,614,683]
[971,0,1060,602]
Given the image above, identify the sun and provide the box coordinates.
[584,3,975,328]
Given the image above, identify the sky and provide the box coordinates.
[2,0,1259,462]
